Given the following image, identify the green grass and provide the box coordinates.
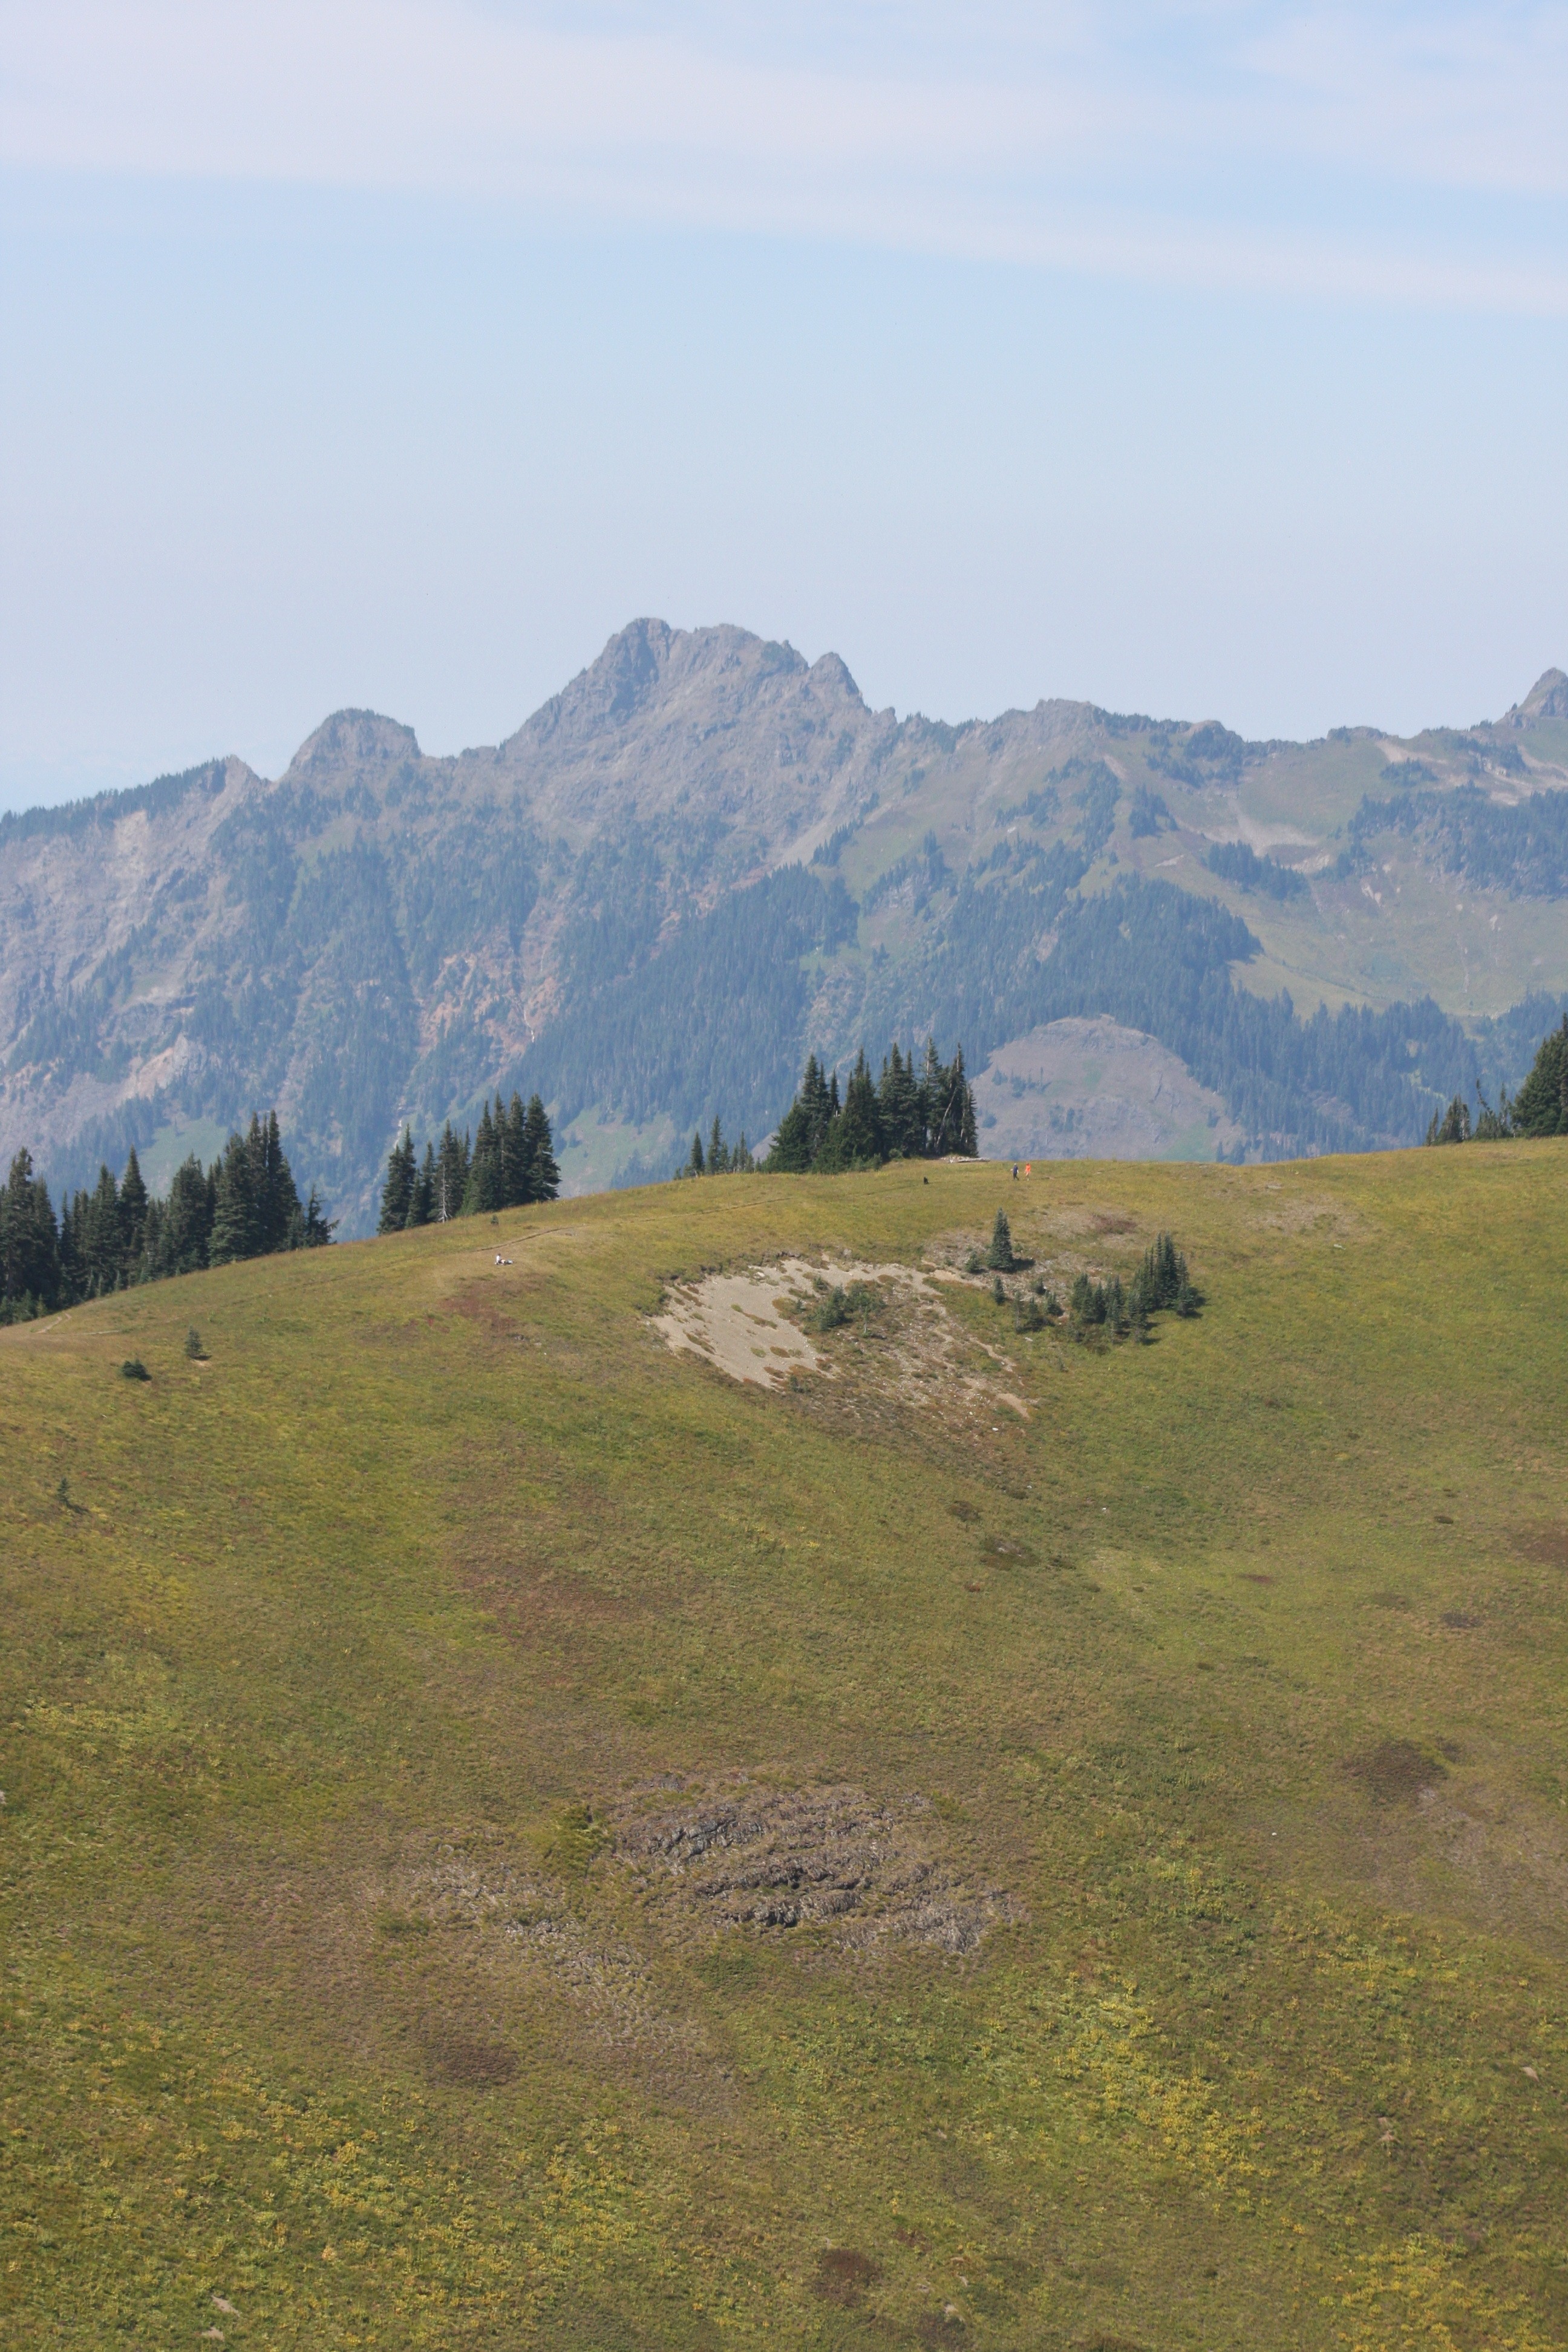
[2,1150,1566,2348]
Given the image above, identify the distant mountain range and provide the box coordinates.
[2,621,1566,1233]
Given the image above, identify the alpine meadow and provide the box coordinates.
[9,1,1568,2345]
[3,1132,1567,2350]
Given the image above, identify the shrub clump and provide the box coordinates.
[810,1285,851,1331]
[1070,1233,1200,1344]
[119,1357,151,1381]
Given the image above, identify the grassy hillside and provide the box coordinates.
[2,1150,1566,2349]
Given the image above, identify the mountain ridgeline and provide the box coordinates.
[2,626,1567,1230]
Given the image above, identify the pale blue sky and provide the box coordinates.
[2,1,1566,807]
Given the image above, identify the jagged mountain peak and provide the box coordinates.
[503,619,832,754]
[494,619,889,847]
[284,709,422,783]
[1515,667,1568,721]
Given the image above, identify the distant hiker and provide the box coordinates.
[1011,1165,1019,1180]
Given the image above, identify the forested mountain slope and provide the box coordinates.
[2,622,1566,1230]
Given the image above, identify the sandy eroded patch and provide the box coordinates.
[652,1259,826,1387]
[653,1257,1030,1422]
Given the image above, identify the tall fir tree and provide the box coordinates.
[297,1188,336,1247]
[877,1042,923,1158]
[817,1051,883,1170]
[379,1127,417,1233]
[160,1154,215,1275]
[80,1165,123,1295]
[462,1103,505,1215]
[766,1088,815,1172]
[255,1112,303,1253]
[501,1093,532,1208]
[435,1123,469,1222]
[1511,1014,1568,1137]
[119,1146,149,1278]
[0,1148,60,1316]
[408,1144,436,1227]
[209,1128,262,1264]
[521,1096,559,1201]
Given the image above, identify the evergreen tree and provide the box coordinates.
[769,1038,978,1172]
[877,1042,923,1158]
[1510,1014,1568,1137]
[766,1094,814,1172]
[57,1192,82,1302]
[462,1103,505,1215]
[298,1187,336,1247]
[1424,1094,1472,1145]
[0,1148,60,1316]
[801,1057,836,1158]
[160,1154,215,1274]
[80,1166,123,1295]
[209,1128,262,1264]
[686,1129,705,1177]
[921,1040,978,1157]
[818,1051,883,1170]
[119,1146,149,1278]
[501,1093,532,1208]
[1473,1090,1514,1141]
[708,1116,727,1175]
[521,1096,559,1201]
[261,1112,303,1252]
[379,1126,417,1233]
[435,1123,469,1221]
[986,1208,1016,1270]
[408,1144,436,1227]
[919,1038,945,1150]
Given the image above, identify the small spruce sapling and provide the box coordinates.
[119,1357,150,1381]
[986,1209,1016,1271]
[184,1326,207,1360]
[992,1274,1007,1304]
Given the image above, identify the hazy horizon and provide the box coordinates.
[3,2,1566,811]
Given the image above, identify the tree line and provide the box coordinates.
[1425,1014,1568,1143]
[0,1112,333,1322]
[766,1040,978,1173]
[378,1092,560,1232]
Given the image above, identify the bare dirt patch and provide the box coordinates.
[609,1778,1019,1956]
[653,1258,1031,1429]
[653,1262,825,1388]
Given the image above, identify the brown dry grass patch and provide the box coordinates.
[609,1777,1019,1956]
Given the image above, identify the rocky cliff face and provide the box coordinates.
[2,622,1566,1230]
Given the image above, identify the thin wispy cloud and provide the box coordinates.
[1,2,1566,304]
